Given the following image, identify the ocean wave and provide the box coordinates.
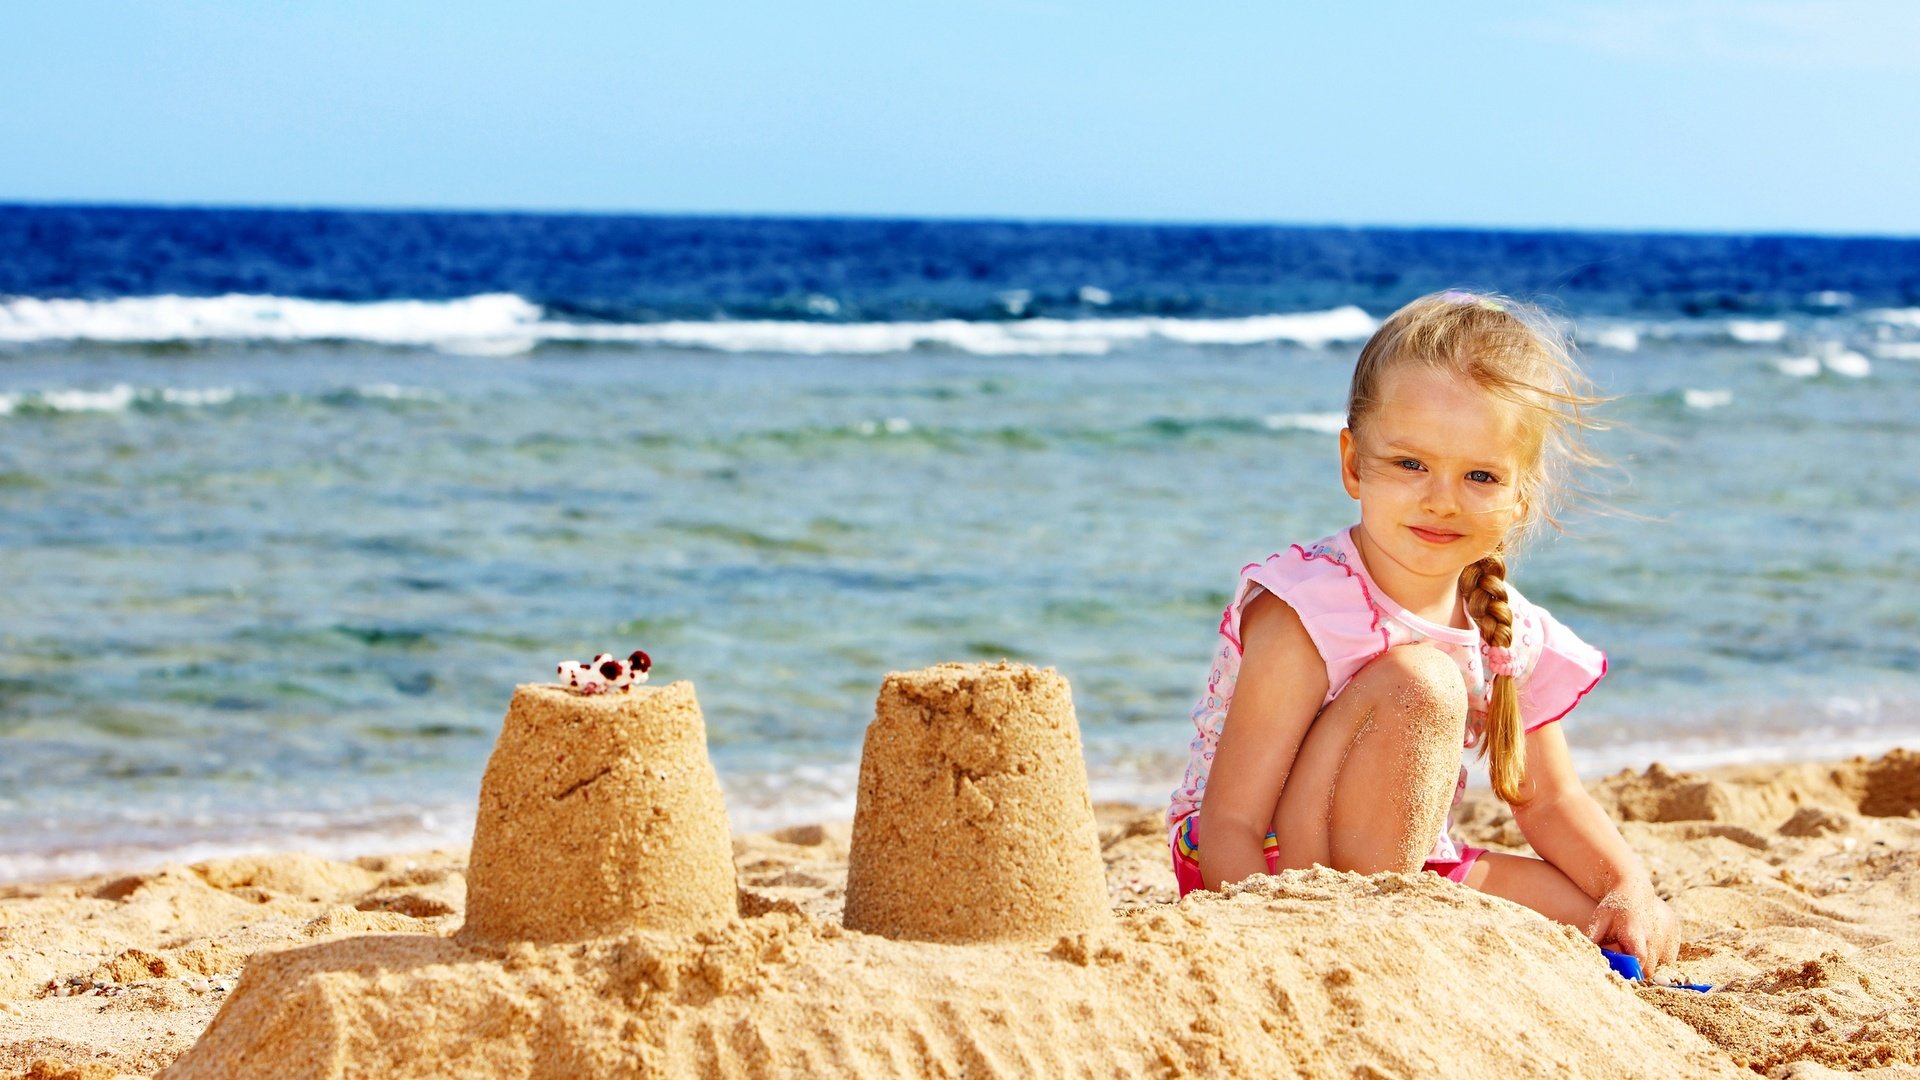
[1725,319,1787,345]
[0,293,1379,356]
[349,383,444,402]
[1821,349,1872,378]
[1771,348,1871,379]
[1681,388,1732,410]
[0,382,445,418]
[0,384,242,416]
[0,804,474,884]
[484,306,1381,355]
[0,293,543,347]
[1262,412,1345,434]
[1573,731,1920,780]
[1575,317,1831,351]
[1584,325,1641,352]
[1867,307,1920,327]
[853,417,913,436]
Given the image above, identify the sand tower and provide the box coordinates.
[843,661,1110,943]
[460,681,736,943]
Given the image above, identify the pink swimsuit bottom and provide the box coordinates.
[1169,813,1485,898]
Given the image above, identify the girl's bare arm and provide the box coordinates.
[1510,722,1680,970]
[1195,591,1330,891]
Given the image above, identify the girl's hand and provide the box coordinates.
[1586,883,1680,974]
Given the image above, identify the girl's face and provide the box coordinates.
[1339,365,1532,585]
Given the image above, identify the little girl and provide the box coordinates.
[1168,289,1679,972]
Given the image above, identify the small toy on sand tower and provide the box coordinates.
[460,657,736,944]
[843,660,1111,943]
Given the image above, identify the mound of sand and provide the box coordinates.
[1583,749,1920,829]
[1453,752,1920,1074]
[462,682,736,944]
[160,869,1737,1079]
[0,851,463,1079]
[842,662,1109,943]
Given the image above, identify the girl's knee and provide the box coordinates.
[1352,643,1468,734]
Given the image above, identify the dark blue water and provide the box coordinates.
[6,203,1919,322]
[3,203,1918,881]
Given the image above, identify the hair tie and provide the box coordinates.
[1484,644,1518,679]
[1441,290,1507,313]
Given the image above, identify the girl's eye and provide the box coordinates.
[1468,470,1500,484]
[1396,459,1426,472]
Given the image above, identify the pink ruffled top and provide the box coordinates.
[1167,526,1607,856]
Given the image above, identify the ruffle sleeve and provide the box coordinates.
[1512,600,1607,732]
[1218,543,1391,704]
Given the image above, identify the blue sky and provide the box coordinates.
[3,1,1917,234]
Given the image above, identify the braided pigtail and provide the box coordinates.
[1459,554,1526,804]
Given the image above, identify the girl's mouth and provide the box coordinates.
[1409,526,1463,544]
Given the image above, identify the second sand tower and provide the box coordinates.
[461,681,736,944]
[843,661,1110,943]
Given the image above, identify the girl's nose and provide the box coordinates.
[1421,477,1463,515]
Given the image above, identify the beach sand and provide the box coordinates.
[3,751,1918,1078]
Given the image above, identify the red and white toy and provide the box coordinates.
[555,649,653,695]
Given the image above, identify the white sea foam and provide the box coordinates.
[854,417,912,436]
[1571,726,1920,781]
[1822,349,1872,378]
[1867,307,1920,327]
[0,294,1379,356]
[1726,319,1787,344]
[1263,412,1346,434]
[1586,326,1640,352]
[1872,342,1920,361]
[519,307,1379,355]
[0,805,475,884]
[0,293,544,346]
[0,383,244,417]
[1681,388,1732,410]
[1077,285,1112,306]
[39,385,138,412]
[1773,348,1872,379]
[353,383,442,402]
[436,336,539,358]
[555,318,1110,356]
[718,763,860,835]
[158,386,238,407]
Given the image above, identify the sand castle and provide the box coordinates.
[460,680,737,943]
[842,660,1112,943]
[460,660,1109,947]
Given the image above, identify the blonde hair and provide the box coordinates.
[1345,290,1607,804]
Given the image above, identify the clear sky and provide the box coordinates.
[3,1,1917,235]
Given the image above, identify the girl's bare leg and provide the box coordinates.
[1460,851,1599,928]
[1269,644,1467,874]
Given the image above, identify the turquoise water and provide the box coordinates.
[4,323,1918,880]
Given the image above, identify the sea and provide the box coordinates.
[3,204,1918,881]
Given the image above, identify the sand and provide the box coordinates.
[3,751,1919,1078]
[462,682,736,944]
[843,662,1110,943]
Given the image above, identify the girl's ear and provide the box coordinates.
[1338,428,1362,500]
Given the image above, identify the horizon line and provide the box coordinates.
[4,197,1918,245]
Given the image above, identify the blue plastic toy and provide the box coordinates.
[1601,948,1712,992]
